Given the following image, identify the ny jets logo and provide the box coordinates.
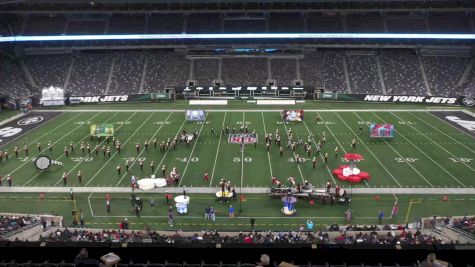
[18,116,43,126]
[462,97,475,107]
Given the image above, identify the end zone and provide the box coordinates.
[0,112,63,148]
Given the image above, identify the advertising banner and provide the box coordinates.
[336,94,460,105]
[69,94,152,104]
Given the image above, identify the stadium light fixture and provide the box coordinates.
[1,33,475,43]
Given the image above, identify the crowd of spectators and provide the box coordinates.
[37,225,449,245]
[442,216,475,236]
[0,215,40,237]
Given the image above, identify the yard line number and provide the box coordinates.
[122,157,147,162]
[115,121,132,125]
[153,121,171,125]
[176,157,199,162]
[233,157,252,163]
[449,157,473,163]
[395,157,419,163]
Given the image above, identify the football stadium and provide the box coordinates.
[1,0,475,266]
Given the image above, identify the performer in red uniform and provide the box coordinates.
[203,171,209,182]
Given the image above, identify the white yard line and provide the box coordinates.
[301,120,337,185]
[210,112,227,187]
[115,112,173,186]
[372,112,464,187]
[426,112,475,139]
[84,112,153,186]
[260,112,273,178]
[6,113,82,175]
[21,112,102,185]
[390,112,475,175]
[52,112,122,186]
[324,115,402,187]
[87,192,95,217]
[152,118,188,176]
[348,113,434,187]
[281,116,306,184]
[241,112,245,188]
[410,112,475,154]
[178,114,207,187]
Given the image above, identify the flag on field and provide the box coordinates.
[90,123,114,137]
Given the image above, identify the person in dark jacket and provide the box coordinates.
[74,248,99,267]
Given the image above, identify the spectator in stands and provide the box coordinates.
[257,254,272,267]
[74,248,100,267]
[419,253,449,267]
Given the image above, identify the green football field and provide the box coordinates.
[0,102,475,230]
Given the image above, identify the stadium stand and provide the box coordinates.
[322,51,346,93]
[299,53,323,88]
[67,53,113,96]
[379,50,427,95]
[109,52,146,95]
[0,215,41,238]
[27,55,72,90]
[0,50,472,97]
[270,58,297,86]
[192,59,219,86]
[346,54,382,94]
[39,227,448,245]
[421,56,470,97]
[143,51,189,92]
[0,56,31,97]
[5,11,475,37]
[222,58,267,86]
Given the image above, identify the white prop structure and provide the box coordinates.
[137,177,167,190]
[174,195,190,214]
[40,86,65,106]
